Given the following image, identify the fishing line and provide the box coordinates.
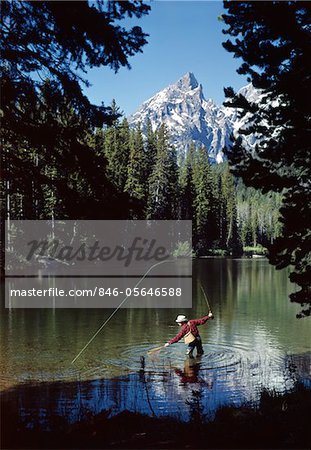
[71,259,175,364]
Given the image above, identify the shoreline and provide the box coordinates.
[2,384,310,449]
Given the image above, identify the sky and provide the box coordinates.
[84,1,248,116]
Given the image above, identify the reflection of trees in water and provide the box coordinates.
[2,260,308,389]
[2,260,310,425]
[285,353,311,388]
[197,258,290,313]
[1,351,310,429]
[139,356,156,416]
[176,359,212,423]
[186,390,205,423]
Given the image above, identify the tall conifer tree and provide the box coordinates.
[221,165,242,256]
[147,125,178,219]
[222,1,311,315]
[125,125,146,205]
[191,147,212,253]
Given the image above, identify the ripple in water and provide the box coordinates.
[103,340,289,394]
[0,339,290,394]
[106,342,248,373]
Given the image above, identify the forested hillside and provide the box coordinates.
[3,99,282,256]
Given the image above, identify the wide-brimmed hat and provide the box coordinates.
[175,314,188,323]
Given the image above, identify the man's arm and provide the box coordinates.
[191,312,213,326]
[166,325,188,345]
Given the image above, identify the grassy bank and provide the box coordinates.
[1,384,310,449]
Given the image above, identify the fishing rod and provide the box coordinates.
[200,283,214,317]
[147,345,165,355]
[71,259,175,364]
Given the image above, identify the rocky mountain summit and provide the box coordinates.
[129,72,260,163]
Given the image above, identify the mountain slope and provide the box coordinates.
[129,72,259,162]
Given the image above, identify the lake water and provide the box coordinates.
[1,258,310,425]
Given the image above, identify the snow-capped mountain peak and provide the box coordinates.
[129,74,260,162]
[176,71,199,90]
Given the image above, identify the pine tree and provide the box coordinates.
[118,118,131,190]
[191,147,213,253]
[221,165,242,256]
[222,1,311,315]
[217,172,227,249]
[145,118,157,180]
[1,1,150,141]
[124,126,146,215]
[103,110,131,192]
[147,125,178,219]
[1,0,150,272]
[103,100,121,188]
[179,143,195,220]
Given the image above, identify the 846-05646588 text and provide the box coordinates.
[10,287,183,297]
[6,277,192,308]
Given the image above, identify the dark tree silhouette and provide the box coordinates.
[222,1,311,316]
[1,1,149,132]
[1,0,149,214]
[0,0,150,273]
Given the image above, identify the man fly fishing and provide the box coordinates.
[164,311,213,358]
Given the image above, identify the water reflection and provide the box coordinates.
[1,350,310,428]
[173,358,210,385]
[1,259,310,426]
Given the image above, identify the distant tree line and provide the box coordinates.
[98,111,282,256]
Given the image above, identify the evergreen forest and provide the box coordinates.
[2,97,282,257]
